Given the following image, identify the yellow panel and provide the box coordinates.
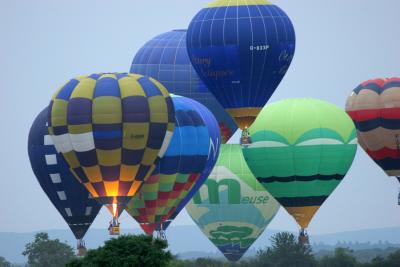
[70,78,96,99]
[84,183,99,198]
[167,123,175,133]
[104,181,119,197]
[122,123,149,150]
[68,124,92,135]
[51,99,68,126]
[118,77,145,98]
[120,164,139,182]
[63,151,80,168]
[141,148,158,166]
[99,73,117,79]
[148,96,168,123]
[92,97,122,124]
[97,149,121,166]
[285,206,321,229]
[127,181,142,196]
[83,166,102,183]
[208,0,270,7]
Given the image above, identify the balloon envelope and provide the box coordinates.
[187,0,295,129]
[48,73,175,216]
[126,95,220,234]
[242,99,357,229]
[158,94,222,231]
[346,78,400,178]
[130,30,237,143]
[28,107,102,239]
[186,144,279,262]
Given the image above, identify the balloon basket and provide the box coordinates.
[156,230,167,240]
[77,239,87,257]
[298,229,310,246]
[109,226,120,236]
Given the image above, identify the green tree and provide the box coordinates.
[0,256,12,267]
[68,234,172,267]
[318,248,358,267]
[22,232,75,267]
[253,232,317,267]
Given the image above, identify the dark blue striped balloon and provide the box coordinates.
[130,30,237,143]
[186,0,296,129]
[158,96,221,230]
[28,107,102,240]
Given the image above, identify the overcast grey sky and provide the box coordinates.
[0,0,399,235]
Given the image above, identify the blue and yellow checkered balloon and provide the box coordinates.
[48,73,175,216]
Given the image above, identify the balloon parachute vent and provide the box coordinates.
[240,128,252,146]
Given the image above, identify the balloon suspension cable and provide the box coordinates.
[240,128,252,146]
[77,239,87,257]
[298,228,310,246]
[156,223,167,240]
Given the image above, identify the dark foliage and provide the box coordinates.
[22,232,75,267]
[68,234,172,267]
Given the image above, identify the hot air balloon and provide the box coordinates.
[130,29,237,143]
[186,144,279,262]
[47,73,175,235]
[126,95,220,238]
[242,99,357,245]
[158,96,221,232]
[28,107,102,255]
[346,78,400,205]
[187,0,296,133]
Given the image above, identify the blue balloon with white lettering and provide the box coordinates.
[187,0,296,129]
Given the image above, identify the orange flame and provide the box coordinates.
[112,203,118,218]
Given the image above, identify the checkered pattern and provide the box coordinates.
[48,73,175,208]
[125,96,214,233]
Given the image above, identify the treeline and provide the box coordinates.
[171,233,400,267]
[2,232,400,267]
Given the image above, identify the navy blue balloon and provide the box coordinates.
[186,0,296,129]
[130,30,237,143]
[28,108,102,240]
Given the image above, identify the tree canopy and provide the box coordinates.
[68,234,173,267]
[22,232,75,267]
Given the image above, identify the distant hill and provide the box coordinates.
[1,226,400,264]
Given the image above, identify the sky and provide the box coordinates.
[0,0,399,235]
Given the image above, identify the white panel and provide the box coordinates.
[49,173,62,183]
[44,135,54,145]
[348,138,358,145]
[296,138,343,146]
[45,154,57,165]
[247,141,288,149]
[158,131,173,157]
[52,134,73,153]
[85,207,92,216]
[70,132,95,152]
[65,208,72,217]
[57,191,67,201]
